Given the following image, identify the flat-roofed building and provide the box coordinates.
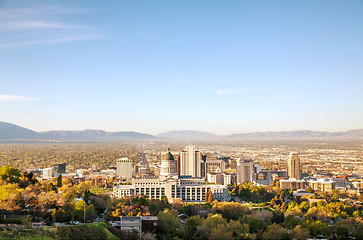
[58,163,66,174]
[205,160,226,174]
[180,145,202,177]
[207,172,231,185]
[288,152,300,180]
[280,178,305,190]
[43,167,54,180]
[117,158,133,180]
[120,216,142,232]
[308,178,336,192]
[236,158,253,184]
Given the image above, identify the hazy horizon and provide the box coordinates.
[1,0,362,135]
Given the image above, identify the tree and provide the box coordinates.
[57,174,62,188]
[0,165,21,183]
[271,211,285,224]
[334,219,354,239]
[213,202,247,221]
[209,225,233,240]
[301,219,330,238]
[0,183,22,212]
[262,223,290,240]
[202,214,228,230]
[245,217,265,233]
[283,214,299,230]
[38,191,66,210]
[59,183,78,200]
[299,201,309,212]
[19,171,38,188]
[157,209,180,239]
[205,189,213,203]
[193,226,210,240]
[291,225,310,240]
[185,215,203,239]
[228,220,249,239]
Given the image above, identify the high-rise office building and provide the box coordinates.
[287,152,300,180]
[43,167,54,180]
[180,145,202,177]
[201,155,207,178]
[236,158,253,184]
[117,158,133,180]
[58,163,66,174]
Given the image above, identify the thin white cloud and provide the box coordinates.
[0,21,79,31]
[0,94,38,102]
[0,3,100,51]
[0,34,104,51]
[217,90,242,95]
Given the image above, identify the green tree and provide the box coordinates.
[185,215,203,239]
[213,202,247,221]
[193,226,210,240]
[157,209,180,239]
[245,217,266,233]
[291,225,310,240]
[262,223,290,240]
[57,174,62,188]
[19,171,38,188]
[0,165,21,183]
[210,225,233,240]
[283,214,299,230]
[202,214,227,230]
[271,211,285,224]
[228,220,249,239]
[301,219,330,238]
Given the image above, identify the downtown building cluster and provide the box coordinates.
[113,146,230,203]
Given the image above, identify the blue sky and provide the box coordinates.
[1,0,362,134]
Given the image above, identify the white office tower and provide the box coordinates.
[160,149,177,176]
[43,167,54,180]
[288,152,300,180]
[117,158,133,180]
[236,158,253,184]
[180,145,202,177]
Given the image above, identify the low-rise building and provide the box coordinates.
[280,178,305,190]
[308,178,336,192]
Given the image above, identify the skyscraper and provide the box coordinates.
[58,163,66,174]
[236,158,253,184]
[180,145,202,177]
[287,152,300,180]
[117,158,133,180]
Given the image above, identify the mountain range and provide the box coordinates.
[1,121,363,141]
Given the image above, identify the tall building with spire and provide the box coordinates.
[180,145,202,177]
[287,152,300,180]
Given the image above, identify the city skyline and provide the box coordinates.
[1,0,363,135]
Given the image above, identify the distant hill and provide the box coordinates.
[0,121,41,139]
[1,120,363,141]
[157,130,217,139]
[40,130,156,140]
[227,129,363,140]
[0,121,155,140]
